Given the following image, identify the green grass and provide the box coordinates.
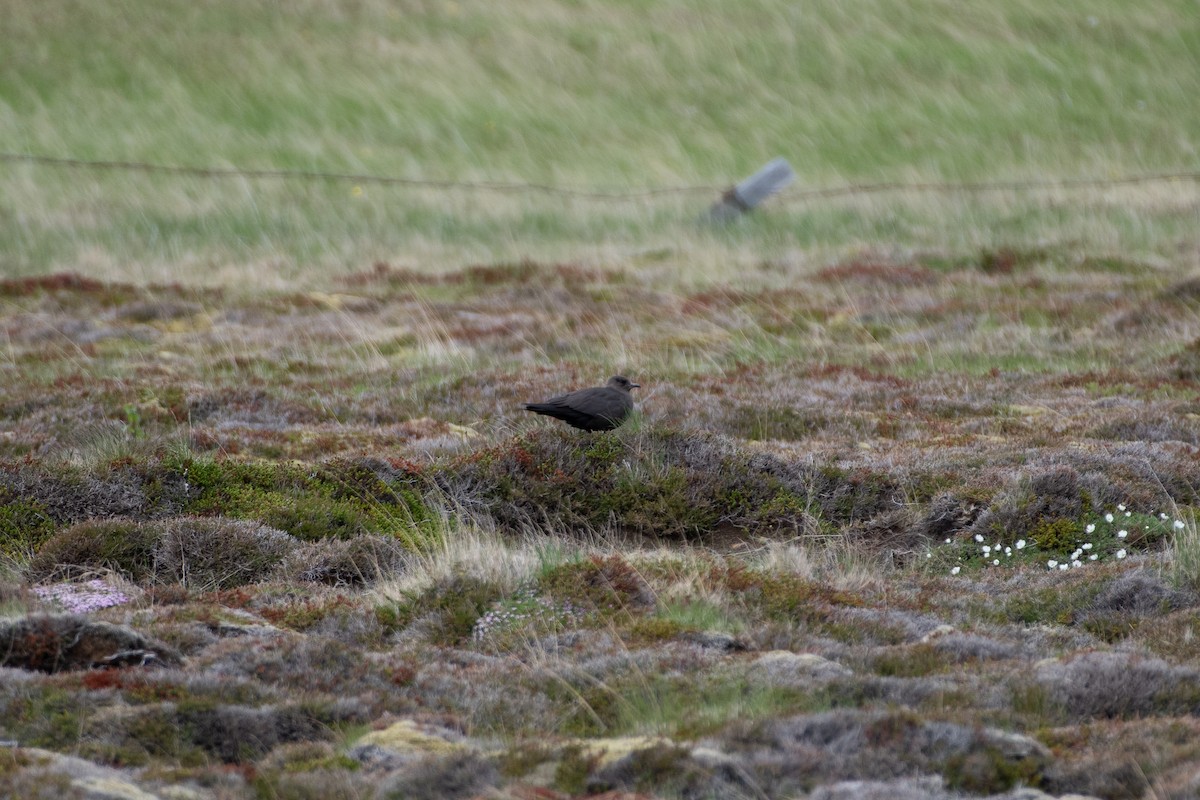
[566,671,826,739]
[1168,514,1200,591]
[1,0,1198,283]
[653,598,747,634]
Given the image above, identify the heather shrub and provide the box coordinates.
[803,777,961,800]
[153,517,297,590]
[0,463,157,535]
[720,709,1049,794]
[93,700,333,764]
[259,740,364,790]
[538,553,658,617]
[380,573,509,646]
[970,466,1089,543]
[28,518,158,582]
[189,631,402,700]
[927,633,1018,664]
[265,768,370,800]
[920,492,985,540]
[1042,757,1151,800]
[0,614,179,672]
[178,701,331,762]
[274,533,410,586]
[1090,416,1200,446]
[1091,570,1196,615]
[825,675,964,711]
[407,654,562,736]
[1033,651,1200,720]
[585,742,748,797]
[32,516,309,591]
[435,429,896,539]
[377,751,499,800]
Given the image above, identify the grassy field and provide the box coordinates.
[4,2,1200,798]
[2,0,1198,283]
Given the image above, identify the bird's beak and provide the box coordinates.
[631,383,641,389]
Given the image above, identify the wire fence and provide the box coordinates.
[4,151,1199,204]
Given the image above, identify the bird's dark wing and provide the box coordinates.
[523,400,610,430]
[523,386,631,431]
[566,387,630,425]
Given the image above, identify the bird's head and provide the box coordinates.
[608,375,640,391]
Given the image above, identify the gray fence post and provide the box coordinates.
[705,157,795,222]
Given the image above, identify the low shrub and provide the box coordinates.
[434,429,897,540]
[28,519,158,582]
[0,614,179,672]
[153,517,297,591]
[386,574,509,645]
[275,534,410,586]
[1033,651,1200,720]
[377,751,499,800]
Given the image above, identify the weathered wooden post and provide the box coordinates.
[705,157,795,222]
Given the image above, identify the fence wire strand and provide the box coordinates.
[3,151,1199,203]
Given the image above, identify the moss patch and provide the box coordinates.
[175,455,436,546]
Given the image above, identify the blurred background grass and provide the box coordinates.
[1,0,1197,286]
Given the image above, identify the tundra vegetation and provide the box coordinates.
[3,1,1200,798]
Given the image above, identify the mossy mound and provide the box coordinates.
[435,428,898,540]
[173,455,437,546]
[0,455,439,554]
[31,517,410,590]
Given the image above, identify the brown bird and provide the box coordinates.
[523,375,640,431]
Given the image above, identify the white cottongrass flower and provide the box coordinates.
[1004,547,1012,556]
[1071,548,1083,560]
[982,545,991,555]
[1082,543,1093,550]
[1059,564,1069,571]
[945,538,951,544]
[1072,560,1083,568]
[1117,530,1127,539]
[974,534,984,542]
[1117,549,1127,559]
[1047,560,1058,569]
[1118,504,1126,511]
[951,566,961,575]
[1105,513,1114,523]
[1016,539,1026,549]
[1089,554,1098,561]
[1175,520,1187,530]
[1160,512,1169,520]
[1085,524,1096,534]
[992,559,1000,566]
